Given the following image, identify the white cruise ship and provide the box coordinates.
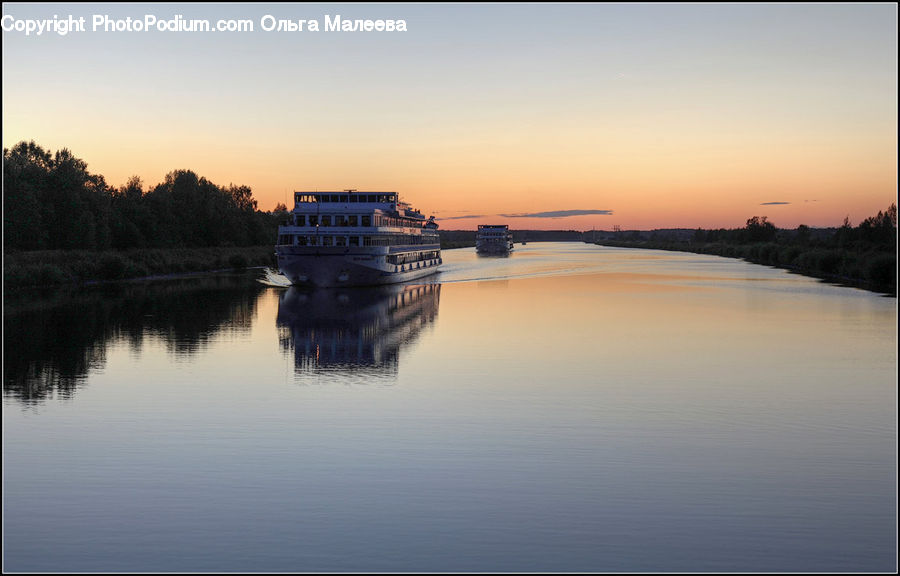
[275,190,442,287]
[475,224,514,254]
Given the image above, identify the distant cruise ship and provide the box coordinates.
[475,224,514,254]
[275,190,442,287]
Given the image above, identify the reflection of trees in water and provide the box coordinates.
[277,284,440,384]
[3,274,265,404]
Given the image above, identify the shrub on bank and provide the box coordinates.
[99,254,127,280]
[595,241,895,296]
[779,245,802,267]
[864,253,896,289]
[228,254,248,269]
[4,246,277,290]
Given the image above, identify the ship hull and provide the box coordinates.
[476,242,514,254]
[276,246,442,287]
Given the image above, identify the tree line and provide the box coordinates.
[4,140,286,251]
[599,207,897,295]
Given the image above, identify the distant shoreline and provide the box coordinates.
[593,240,896,297]
[4,239,895,298]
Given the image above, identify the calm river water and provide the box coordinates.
[3,243,897,572]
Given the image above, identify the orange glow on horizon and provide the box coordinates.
[2,4,895,232]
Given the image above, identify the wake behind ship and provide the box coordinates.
[275,190,442,287]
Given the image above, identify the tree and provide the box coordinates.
[857,204,897,246]
[4,140,282,251]
[121,175,144,201]
[795,224,810,247]
[745,216,776,243]
[229,184,257,212]
[3,141,52,249]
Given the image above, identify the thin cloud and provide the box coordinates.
[435,214,487,220]
[760,202,790,205]
[500,209,614,218]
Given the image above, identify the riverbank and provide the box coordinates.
[4,246,277,291]
[594,240,896,297]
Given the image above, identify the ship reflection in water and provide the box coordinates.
[276,283,440,383]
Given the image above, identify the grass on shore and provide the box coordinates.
[4,246,277,290]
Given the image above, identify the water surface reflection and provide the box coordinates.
[2,245,895,572]
[3,273,265,404]
[276,284,440,384]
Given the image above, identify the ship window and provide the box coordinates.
[363,236,387,246]
[361,216,371,227]
[349,195,358,203]
[309,215,318,226]
[336,236,347,247]
[321,215,331,226]
[366,195,376,203]
[349,215,358,226]
[322,236,333,246]
[296,215,306,226]
[340,195,348,203]
[349,236,359,246]
[296,236,308,246]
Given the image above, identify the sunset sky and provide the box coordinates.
[2,3,897,230]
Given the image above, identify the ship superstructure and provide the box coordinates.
[276,190,442,287]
